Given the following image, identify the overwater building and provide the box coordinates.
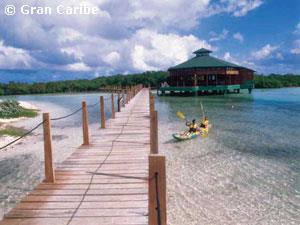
[158,48,254,95]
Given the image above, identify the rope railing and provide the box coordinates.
[0,101,104,151]
[0,85,143,152]
[0,121,45,151]
[50,107,82,121]
[1,84,166,224]
[1,84,144,195]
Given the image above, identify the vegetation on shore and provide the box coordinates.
[0,72,299,95]
[0,126,27,137]
[0,71,168,95]
[254,74,300,88]
[0,100,38,119]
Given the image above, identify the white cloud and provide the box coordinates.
[223,52,257,70]
[224,52,234,61]
[223,52,241,64]
[0,0,264,73]
[0,41,37,69]
[209,29,229,42]
[103,51,121,66]
[63,62,92,71]
[291,40,300,54]
[131,29,212,71]
[128,0,211,30]
[233,32,244,43]
[275,52,284,60]
[251,44,278,60]
[294,22,300,34]
[213,0,263,17]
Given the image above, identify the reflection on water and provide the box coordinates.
[157,88,300,225]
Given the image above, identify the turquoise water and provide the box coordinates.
[156,88,300,224]
[0,92,115,127]
[0,88,299,223]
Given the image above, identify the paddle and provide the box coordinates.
[177,110,209,138]
[200,102,205,121]
[200,102,209,138]
[176,111,186,122]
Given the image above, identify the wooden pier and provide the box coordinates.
[0,87,166,225]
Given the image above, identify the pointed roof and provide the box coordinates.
[169,48,254,71]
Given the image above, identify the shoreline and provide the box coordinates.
[0,87,299,98]
[0,101,39,124]
[0,101,40,147]
[0,99,100,219]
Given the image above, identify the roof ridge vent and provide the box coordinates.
[193,48,212,57]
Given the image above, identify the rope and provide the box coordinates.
[0,96,114,151]
[50,107,82,121]
[87,171,154,181]
[0,121,45,151]
[87,102,99,108]
[155,172,162,225]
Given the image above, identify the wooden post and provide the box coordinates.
[125,89,129,104]
[149,94,155,114]
[82,101,90,145]
[150,110,158,154]
[117,93,121,112]
[43,113,55,183]
[127,90,130,103]
[100,96,106,129]
[129,90,132,101]
[128,89,131,103]
[122,90,125,107]
[149,154,166,225]
[111,93,115,119]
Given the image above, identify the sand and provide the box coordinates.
[0,100,99,219]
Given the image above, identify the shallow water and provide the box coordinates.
[156,88,300,224]
[0,92,114,218]
[0,89,299,224]
[0,92,115,127]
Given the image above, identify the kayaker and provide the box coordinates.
[200,116,209,133]
[185,119,198,134]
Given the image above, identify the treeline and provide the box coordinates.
[254,74,300,88]
[0,71,168,95]
[0,72,300,95]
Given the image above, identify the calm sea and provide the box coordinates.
[0,88,300,224]
[156,88,300,224]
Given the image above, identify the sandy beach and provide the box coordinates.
[0,100,99,219]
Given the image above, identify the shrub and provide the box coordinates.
[0,100,38,119]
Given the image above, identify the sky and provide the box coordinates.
[0,0,299,81]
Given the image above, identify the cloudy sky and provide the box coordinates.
[0,0,300,78]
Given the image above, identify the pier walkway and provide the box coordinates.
[0,88,162,225]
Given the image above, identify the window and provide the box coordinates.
[208,75,216,81]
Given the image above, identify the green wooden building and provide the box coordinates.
[158,48,254,96]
